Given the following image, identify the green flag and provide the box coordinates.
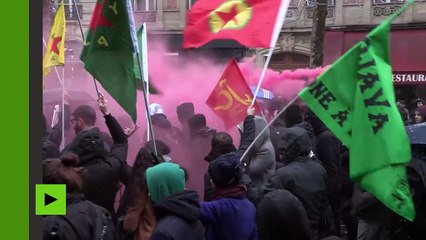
[299,0,415,221]
[134,24,159,94]
[80,0,137,122]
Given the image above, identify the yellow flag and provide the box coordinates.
[43,1,66,78]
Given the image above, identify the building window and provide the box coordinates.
[343,0,363,5]
[306,0,335,7]
[165,0,178,10]
[134,0,157,11]
[372,0,404,4]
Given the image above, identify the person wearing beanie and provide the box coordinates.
[146,163,204,240]
[203,132,237,201]
[200,153,258,240]
[416,98,424,108]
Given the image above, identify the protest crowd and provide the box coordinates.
[41,0,426,239]
[41,93,426,240]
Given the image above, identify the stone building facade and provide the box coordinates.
[50,0,426,106]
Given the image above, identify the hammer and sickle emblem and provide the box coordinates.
[214,79,252,111]
[214,90,233,111]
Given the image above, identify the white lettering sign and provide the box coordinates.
[393,73,426,84]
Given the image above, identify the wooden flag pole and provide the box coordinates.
[72,0,100,96]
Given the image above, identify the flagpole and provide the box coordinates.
[135,52,157,156]
[61,66,65,151]
[42,37,63,86]
[72,0,100,95]
[251,49,273,106]
[240,94,299,162]
[251,0,291,106]
[126,0,158,155]
[142,22,149,111]
[142,22,150,141]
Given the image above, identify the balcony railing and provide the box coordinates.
[306,7,335,19]
[372,1,404,17]
[134,11,158,23]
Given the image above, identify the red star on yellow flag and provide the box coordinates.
[43,1,66,78]
[51,37,62,55]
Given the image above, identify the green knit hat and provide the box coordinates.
[146,162,185,203]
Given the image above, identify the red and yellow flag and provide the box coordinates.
[43,1,66,78]
[183,0,290,48]
[207,58,260,129]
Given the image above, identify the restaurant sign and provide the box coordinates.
[393,72,426,85]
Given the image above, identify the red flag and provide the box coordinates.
[183,0,290,48]
[207,59,260,129]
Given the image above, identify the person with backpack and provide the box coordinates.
[61,94,128,221]
[42,153,116,240]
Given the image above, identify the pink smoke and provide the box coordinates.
[42,35,328,198]
[239,57,328,102]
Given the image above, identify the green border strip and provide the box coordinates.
[0,1,29,239]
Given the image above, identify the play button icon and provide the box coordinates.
[44,193,57,206]
[36,184,66,215]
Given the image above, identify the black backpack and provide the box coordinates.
[43,201,116,240]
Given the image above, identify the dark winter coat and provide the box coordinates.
[61,114,128,220]
[351,185,392,222]
[257,189,311,240]
[313,125,342,205]
[151,190,204,240]
[270,120,316,169]
[200,195,258,240]
[43,194,115,240]
[260,126,328,235]
[42,139,60,160]
[269,119,286,166]
[390,154,426,240]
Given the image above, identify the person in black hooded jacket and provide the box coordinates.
[61,95,128,221]
[146,162,204,240]
[269,104,316,169]
[43,153,115,240]
[260,126,328,239]
[305,110,342,235]
[257,189,311,240]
